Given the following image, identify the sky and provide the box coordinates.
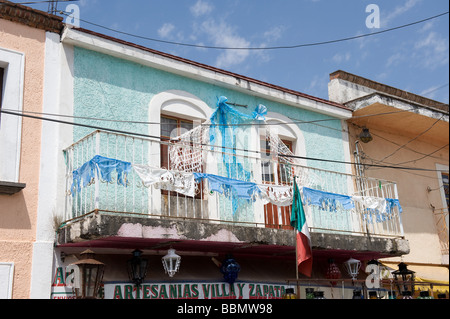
[13,0,450,104]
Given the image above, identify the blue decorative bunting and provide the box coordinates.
[194,173,261,214]
[302,187,355,212]
[71,155,132,195]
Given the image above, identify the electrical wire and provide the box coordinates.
[56,10,450,51]
[350,122,446,162]
[0,106,423,128]
[378,115,445,162]
[1,108,448,173]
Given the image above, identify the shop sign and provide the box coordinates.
[51,266,288,300]
[104,282,288,300]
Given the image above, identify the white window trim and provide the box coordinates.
[0,47,25,183]
[148,90,212,165]
[0,262,14,299]
[436,163,449,263]
[265,112,307,166]
[147,90,212,217]
[436,163,449,213]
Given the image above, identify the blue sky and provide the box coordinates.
[15,0,449,103]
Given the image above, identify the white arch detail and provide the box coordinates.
[148,90,212,162]
[265,111,307,167]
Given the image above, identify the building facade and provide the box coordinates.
[329,70,449,297]
[48,28,409,299]
[1,3,419,300]
[0,1,63,299]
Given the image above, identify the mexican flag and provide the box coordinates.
[290,178,313,277]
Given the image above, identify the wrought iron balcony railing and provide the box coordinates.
[62,130,404,239]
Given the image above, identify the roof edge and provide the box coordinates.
[330,70,449,114]
[67,27,351,114]
[0,0,63,33]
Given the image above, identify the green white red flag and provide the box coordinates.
[290,178,313,277]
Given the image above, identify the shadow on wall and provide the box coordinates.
[0,191,32,230]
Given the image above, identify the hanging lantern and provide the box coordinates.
[162,248,181,277]
[344,258,361,284]
[69,249,105,299]
[359,127,373,143]
[392,262,415,295]
[220,254,241,284]
[325,259,341,286]
[127,249,149,287]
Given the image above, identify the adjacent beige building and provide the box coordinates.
[329,70,449,296]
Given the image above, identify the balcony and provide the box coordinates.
[57,130,408,258]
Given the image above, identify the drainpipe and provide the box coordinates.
[354,141,366,196]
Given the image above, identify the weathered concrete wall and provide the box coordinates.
[58,213,409,257]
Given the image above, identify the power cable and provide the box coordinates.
[350,122,446,162]
[56,10,450,51]
[378,115,445,162]
[0,106,422,128]
[2,108,448,173]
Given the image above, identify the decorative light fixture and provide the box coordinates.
[344,258,361,284]
[162,248,181,277]
[220,254,241,284]
[69,249,105,299]
[127,249,149,287]
[359,127,373,143]
[325,258,341,286]
[392,262,415,295]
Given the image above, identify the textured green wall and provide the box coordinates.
[73,46,347,172]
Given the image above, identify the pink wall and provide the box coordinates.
[0,18,46,299]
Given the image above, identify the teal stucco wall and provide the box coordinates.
[73,47,347,172]
[71,46,351,230]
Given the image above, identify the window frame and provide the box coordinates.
[260,136,294,230]
[0,47,25,183]
[160,114,194,170]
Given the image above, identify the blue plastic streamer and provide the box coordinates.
[302,187,355,212]
[207,97,269,213]
[194,173,261,214]
[362,198,403,224]
[71,155,132,195]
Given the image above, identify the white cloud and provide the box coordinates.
[198,19,251,69]
[386,52,404,67]
[331,52,351,64]
[414,31,449,69]
[190,0,214,17]
[382,0,422,27]
[263,26,285,42]
[158,23,175,39]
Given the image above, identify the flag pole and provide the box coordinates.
[295,227,300,298]
[294,176,300,299]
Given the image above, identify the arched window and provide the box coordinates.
[148,90,212,168]
[260,112,306,229]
